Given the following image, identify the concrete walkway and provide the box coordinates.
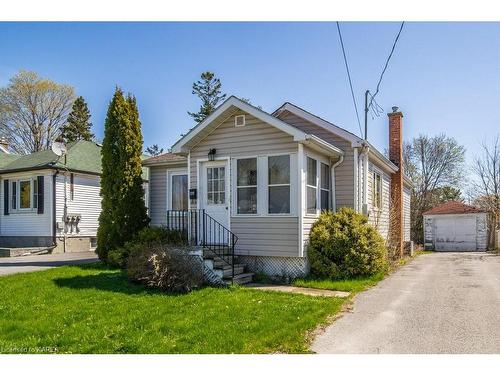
[312,252,500,354]
[0,252,99,276]
[247,283,350,298]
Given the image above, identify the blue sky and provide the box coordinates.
[1,22,499,166]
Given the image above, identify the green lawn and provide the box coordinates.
[292,272,386,293]
[0,263,344,354]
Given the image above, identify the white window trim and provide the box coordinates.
[371,169,383,211]
[320,162,330,211]
[10,177,38,213]
[232,152,298,217]
[166,168,188,211]
[234,114,246,127]
[206,165,227,206]
[235,157,258,215]
[267,154,292,216]
[304,152,331,217]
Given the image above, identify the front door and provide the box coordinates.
[200,160,230,242]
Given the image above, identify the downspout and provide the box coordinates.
[52,170,59,248]
[360,143,370,215]
[330,154,344,211]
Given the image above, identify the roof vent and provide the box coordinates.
[235,115,246,127]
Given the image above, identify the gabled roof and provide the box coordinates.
[171,96,309,154]
[0,140,149,180]
[423,201,486,215]
[274,101,401,174]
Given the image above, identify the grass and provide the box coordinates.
[293,272,386,293]
[0,263,345,354]
[292,250,433,294]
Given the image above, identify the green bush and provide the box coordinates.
[107,226,186,268]
[127,243,203,293]
[308,207,388,279]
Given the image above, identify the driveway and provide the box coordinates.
[312,252,500,354]
[0,252,99,276]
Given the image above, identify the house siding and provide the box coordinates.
[276,110,355,208]
[148,163,187,226]
[367,161,391,241]
[189,110,300,258]
[0,170,53,237]
[55,172,101,237]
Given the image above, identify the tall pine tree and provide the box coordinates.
[188,71,226,123]
[97,88,149,260]
[60,96,94,143]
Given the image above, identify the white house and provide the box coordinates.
[0,140,149,256]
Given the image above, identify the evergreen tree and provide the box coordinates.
[188,71,226,123]
[145,144,164,157]
[60,96,94,143]
[97,88,149,260]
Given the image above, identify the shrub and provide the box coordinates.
[308,207,388,279]
[107,226,186,268]
[127,243,203,293]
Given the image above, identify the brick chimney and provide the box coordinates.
[388,106,404,258]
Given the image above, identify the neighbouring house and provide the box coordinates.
[0,140,149,256]
[423,200,488,252]
[144,96,412,282]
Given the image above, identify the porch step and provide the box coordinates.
[216,264,245,278]
[226,272,254,285]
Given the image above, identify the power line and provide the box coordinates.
[336,22,363,138]
[368,22,405,109]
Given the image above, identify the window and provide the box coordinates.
[19,180,31,209]
[268,155,290,214]
[372,172,382,209]
[320,163,330,211]
[171,174,188,210]
[235,115,246,127]
[306,157,317,214]
[33,178,38,209]
[11,181,17,210]
[237,158,257,214]
[207,167,225,205]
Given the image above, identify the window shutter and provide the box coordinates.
[37,176,44,214]
[3,179,9,215]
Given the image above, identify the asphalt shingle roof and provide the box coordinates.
[423,201,486,215]
[0,140,149,180]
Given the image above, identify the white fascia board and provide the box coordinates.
[274,102,362,147]
[171,96,307,153]
[300,134,344,158]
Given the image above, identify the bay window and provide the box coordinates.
[237,158,257,214]
[306,157,317,214]
[268,155,290,214]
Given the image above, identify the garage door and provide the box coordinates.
[434,216,477,251]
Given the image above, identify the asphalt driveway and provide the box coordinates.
[0,252,99,276]
[312,252,500,354]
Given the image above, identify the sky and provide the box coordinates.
[1,22,499,168]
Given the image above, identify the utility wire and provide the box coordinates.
[368,22,405,109]
[336,22,363,138]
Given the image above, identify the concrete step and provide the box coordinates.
[226,272,254,285]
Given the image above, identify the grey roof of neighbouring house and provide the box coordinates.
[0,140,149,180]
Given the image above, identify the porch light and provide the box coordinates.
[208,148,216,161]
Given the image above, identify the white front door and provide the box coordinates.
[200,160,230,236]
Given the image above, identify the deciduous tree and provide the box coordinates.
[404,134,466,243]
[0,70,75,154]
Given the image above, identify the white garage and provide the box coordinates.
[423,201,488,252]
